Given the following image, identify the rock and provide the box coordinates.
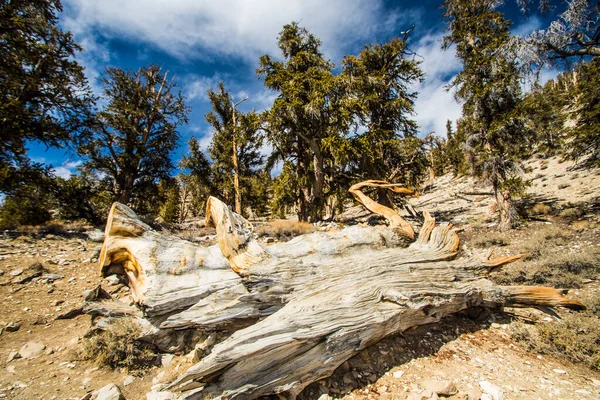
[317,395,332,400]
[6,365,16,374]
[146,392,176,400]
[552,369,566,374]
[13,263,44,283]
[42,273,64,282]
[5,322,21,332]
[44,347,54,355]
[93,383,124,400]
[123,376,134,386]
[161,353,175,367]
[105,275,121,286]
[18,341,46,359]
[393,370,405,379]
[575,389,591,395]
[480,394,493,400]
[10,269,23,277]
[422,380,458,396]
[87,230,105,243]
[479,381,504,400]
[7,351,20,362]
[82,378,92,387]
[66,337,80,347]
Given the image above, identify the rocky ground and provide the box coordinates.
[1,156,599,400]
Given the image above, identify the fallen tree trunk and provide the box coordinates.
[93,181,584,399]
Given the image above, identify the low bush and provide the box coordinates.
[75,318,158,370]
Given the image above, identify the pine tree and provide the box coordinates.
[444,0,532,231]
[205,83,266,217]
[0,0,94,192]
[258,23,342,222]
[79,65,189,212]
[341,32,424,186]
[567,58,600,167]
[444,119,468,176]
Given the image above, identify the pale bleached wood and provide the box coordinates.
[163,196,583,399]
[94,187,584,399]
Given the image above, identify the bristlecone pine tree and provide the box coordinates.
[0,0,94,192]
[258,22,342,222]
[341,32,425,185]
[444,0,532,231]
[205,82,267,217]
[79,65,189,212]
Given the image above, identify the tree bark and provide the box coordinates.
[93,181,584,399]
[495,185,519,232]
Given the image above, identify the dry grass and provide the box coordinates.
[529,203,552,216]
[511,304,600,370]
[491,224,599,288]
[471,230,510,248]
[254,220,316,240]
[74,318,158,371]
[559,207,585,220]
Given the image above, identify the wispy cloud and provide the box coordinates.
[52,160,83,179]
[61,0,417,63]
[412,32,462,138]
[184,74,224,102]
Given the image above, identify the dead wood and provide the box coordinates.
[90,180,584,399]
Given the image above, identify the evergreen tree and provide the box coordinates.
[444,0,532,230]
[205,83,267,217]
[0,0,94,191]
[444,119,468,176]
[258,23,342,222]
[567,58,600,167]
[341,32,425,186]
[79,65,189,212]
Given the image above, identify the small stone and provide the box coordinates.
[393,370,405,379]
[161,353,175,367]
[5,322,21,332]
[575,389,591,395]
[377,385,388,394]
[18,341,46,359]
[422,380,458,396]
[479,381,504,400]
[82,377,92,387]
[146,392,176,400]
[105,275,121,286]
[552,369,566,374]
[42,273,64,282]
[6,365,16,374]
[66,337,80,347]
[87,230,105,243]
[93,383,124,400]
[7,351,20,362]
[317,395,332,400]
[123,376,134,386]
[10,269,24,277]
[44,347,54,355]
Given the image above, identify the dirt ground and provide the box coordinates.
[1,156,599,400]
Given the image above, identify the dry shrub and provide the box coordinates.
[529,203,552,216]
[511,309,600,370]
[559,208,585,220]
[255,220,316,240]
[75,318,158,370]
[471,230,509,248]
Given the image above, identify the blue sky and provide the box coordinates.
[29,0,561,178]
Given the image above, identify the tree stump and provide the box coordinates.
[93,181,584,399]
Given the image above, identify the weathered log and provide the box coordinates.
[93,181,584,399]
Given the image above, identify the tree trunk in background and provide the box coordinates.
[494,183,519,231]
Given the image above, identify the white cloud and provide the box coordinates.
[412,32,462,138]
[184,74,223,102]
[52,160,83,179]
[61,0,414,63]
[511,15,543,37]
